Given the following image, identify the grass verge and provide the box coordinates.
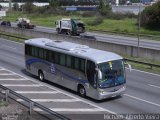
[0,32,32,42]
[124,55,160,75]
[0,100,8,107]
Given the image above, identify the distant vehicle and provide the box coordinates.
[0,21,11,26]
[25,38,131,100]
[17,18,35,29]
[55,18,85,36]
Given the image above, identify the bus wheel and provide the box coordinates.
[38,71,44,82]
[78,86,86,97]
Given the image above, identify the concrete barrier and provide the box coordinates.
[0,26,160,61]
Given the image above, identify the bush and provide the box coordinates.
[107,12,137,20]
[97,0,112,16]
[22,2,37,13]
[140,1,160,29]
[87,16,103,26]
[13,3,19,11]
[81,11,96,17]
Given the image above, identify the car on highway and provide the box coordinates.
[0,21,11,26]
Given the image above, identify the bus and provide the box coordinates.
[25,38,131,100]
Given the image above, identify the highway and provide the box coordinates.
[11,23,160,50]
[0,38,160,119]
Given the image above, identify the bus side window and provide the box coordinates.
[66,55,72,67]
[38,48,44,59]
[87,60,97,88]
[60,53,66,66]
[25,45,31,55]
[54,52,60,64]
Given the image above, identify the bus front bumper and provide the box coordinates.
[98,86,126,100]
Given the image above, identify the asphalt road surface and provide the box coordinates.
[0,38,160,120]
[11,23,160,50]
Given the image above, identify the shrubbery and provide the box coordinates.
[87,16,103,26]
[140,1,160,29]
[97,0,112,16]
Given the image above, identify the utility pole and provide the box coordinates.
[137,1,141,57]
[9,0,12,11]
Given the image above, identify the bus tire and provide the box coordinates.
[38,70,44,82]
[78,85,86,97]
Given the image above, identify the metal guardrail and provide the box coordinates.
[0,32,27,41]
[90,29,160,40]
[0,84,70,120]
[125,58,160,69]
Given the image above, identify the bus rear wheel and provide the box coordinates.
[38,71,44,82]
[78,86,86,97]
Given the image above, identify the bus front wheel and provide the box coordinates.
[38,71,44,82]
[78,85,86,97]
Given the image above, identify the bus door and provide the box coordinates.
[86,60,98,96]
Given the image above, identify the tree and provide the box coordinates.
[49,0,60,7]
[13,3,19,11]
[98,0,112,16]
[140,1,160,29]
[22,2,36,13]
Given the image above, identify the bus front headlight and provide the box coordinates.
[99,89,106,94]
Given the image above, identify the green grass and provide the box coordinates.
[0,100,8,107]
[0,32,32,42]
[124,55,160,75]
[3,11,160,38]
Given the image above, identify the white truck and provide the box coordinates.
[17,18,35,29]
[55,18,85,35]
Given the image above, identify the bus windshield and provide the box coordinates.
[98,60,125,89]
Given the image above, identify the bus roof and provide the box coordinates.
[25,38,123,63]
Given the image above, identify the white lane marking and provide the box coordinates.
[17,99,80,102]
[148,84,160,89]
[1,45,16,50]
[2,84,43,87]
[0,68,5,70]
[0,66,116,114]
[0,73,15,75]
[0,78,28,81]
[124,94,160,107]
[34,108,104,112]
[131,68,160,77]
[15,91,59,94]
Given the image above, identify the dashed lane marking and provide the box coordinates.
[0,66,116,114]
[17,99,81,102]
[1,84,43,87]
[148,84,160,89]
[34,108,104,112]
[0,68,5,70]
[124,94,160,107]
[0,78,29,81]
[15,91,59,94]
[0,73,15,75]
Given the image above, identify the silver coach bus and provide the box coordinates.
[25,38,131,100]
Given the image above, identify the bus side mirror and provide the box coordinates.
[95,68,102,79]
[125,63,132,72]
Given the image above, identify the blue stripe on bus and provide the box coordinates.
[26,58,50,66]
[26,59,88,84]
